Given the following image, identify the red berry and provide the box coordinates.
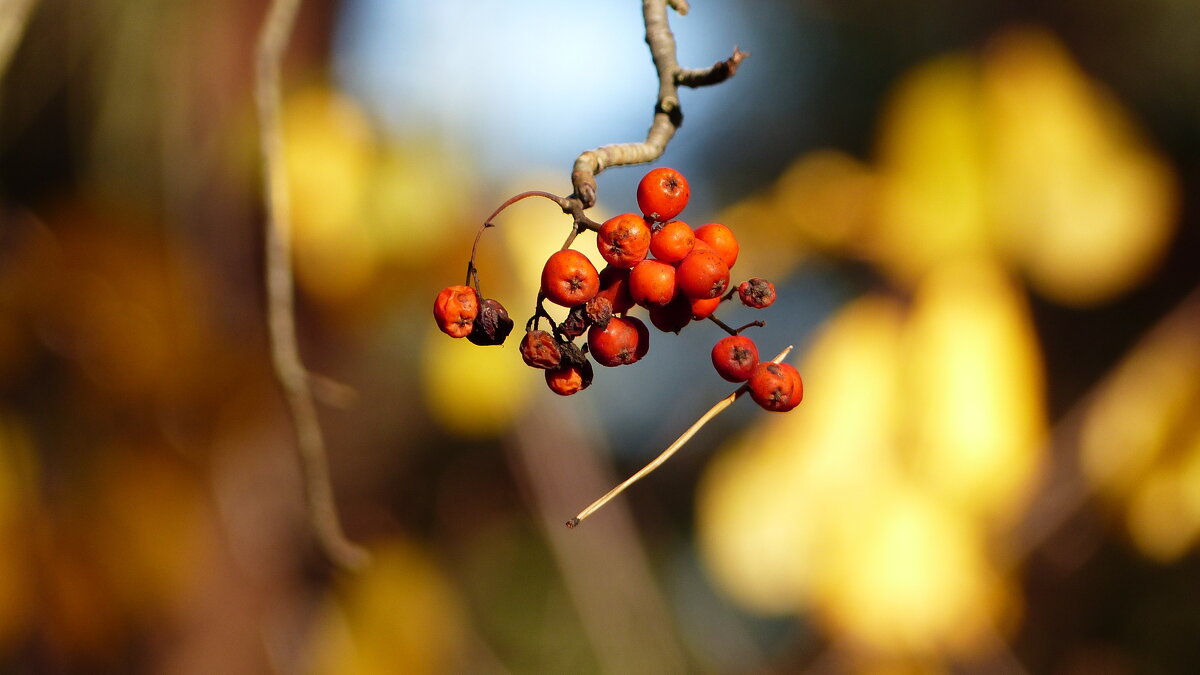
[648,297,692,334]
[629,259,677,307]
[649,220,695,263]
[596,213,652,269]
[689,295,722,320]
[433,285,479,338]
[711,335,759,382]
[738,278,776,309]
[541,249,600,307]
[636,167,690,222]
[694,223,739,269]
[630,316,651,361]
[596,265,636,314]
[587,316,648,367]
[676,248,730,300]
[748,361,803,412]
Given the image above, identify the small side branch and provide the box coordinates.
[677,47,748,88]
[255,0,368,571]
[569,0,746,208]
[567,346,794,528]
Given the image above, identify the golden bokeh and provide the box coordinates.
[307,539,467,675]
[902,259,1045,525]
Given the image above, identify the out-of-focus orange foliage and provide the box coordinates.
[0,415,36,653]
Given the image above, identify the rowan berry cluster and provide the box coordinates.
[432,167,802,412]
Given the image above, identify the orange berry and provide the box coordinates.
[596,213,652,268]
[689,295,722,320]
[596,264,636,314]
[711,335,759,382]
[649,220,695,263]
[694,223,739,269]
[541,249,600,307]
[628,259,677,307]
[648,296,692,334]
[587,316,648,367]
[675,248,730,300]
[636,167,690,222]
[433,285,479,338]
[748,362,803,412]
[545,361,594,396]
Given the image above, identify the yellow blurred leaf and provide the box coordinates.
[983,28,1178,306]
[813,484,1007,656]
[774,149,876,255]
[308,539,466,675]
[872,55,991,286]
[284,85,379,302]
[423,326,533,438]
[903,259,1046,524]
[698,296,906,614]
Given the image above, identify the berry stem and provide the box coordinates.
[470,191,602,291]
[566,345,794,529]
[707,315,765,336]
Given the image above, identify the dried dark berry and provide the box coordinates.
[560,304,590,339]
[557,340,588,370]
[467,298,514,346]
[520,330,561,369]
[738,278,777,309]
[585,296,613,329]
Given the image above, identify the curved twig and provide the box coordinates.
[569,0,747,208]
[256,0,368,571]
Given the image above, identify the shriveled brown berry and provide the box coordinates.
[560,304,590,339]
[557,341,588,369]
[466,298,513,346]
[520,330,561,369]
[738,278,777,309]
[748,361,803,412]
[433,285,480,338]
[585,296,613,329]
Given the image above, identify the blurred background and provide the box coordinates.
[1,0,1198,672]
